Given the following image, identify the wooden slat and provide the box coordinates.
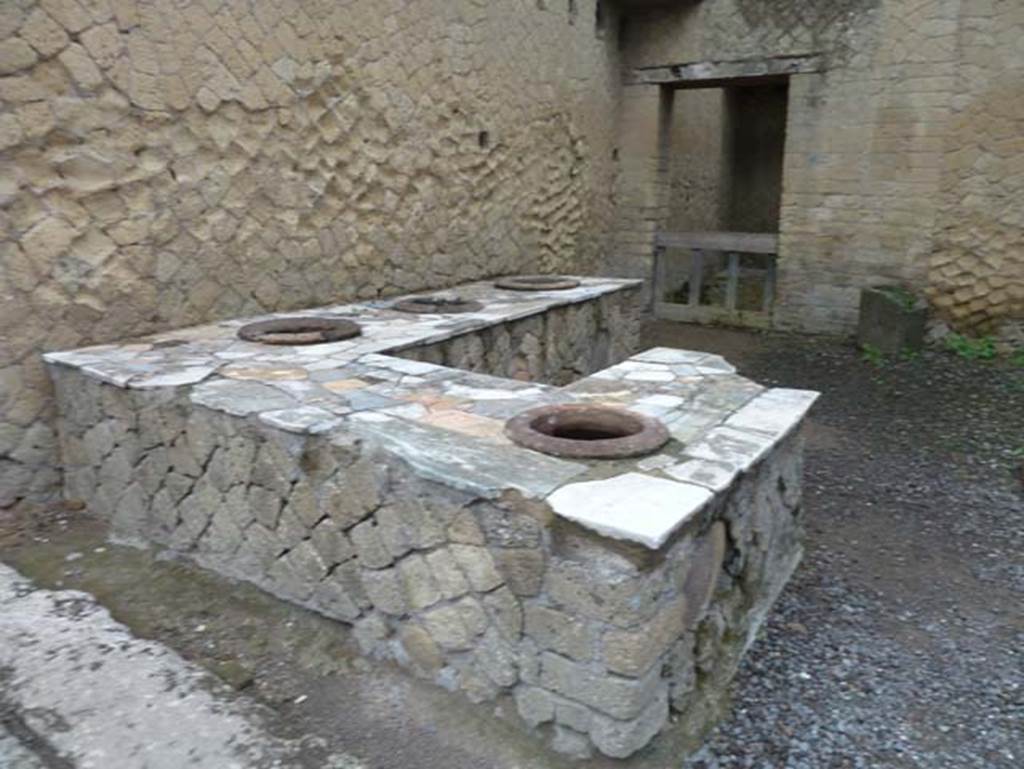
[763,256,777,312]
[688,249,704,306]
[626,54,824,87]
[655,231,778,254]
[725,252,740,310]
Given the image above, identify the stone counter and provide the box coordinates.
[44,276,817,760]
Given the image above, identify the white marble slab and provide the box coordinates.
[547,472,712,549]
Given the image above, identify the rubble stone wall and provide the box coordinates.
[0,0,624,507]
[51,355,805,760]
[395,292,643,386]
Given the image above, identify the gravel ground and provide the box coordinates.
[1,324,1021,769]
[642,323,1023,769]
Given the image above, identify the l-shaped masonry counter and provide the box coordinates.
[44,277,817,760]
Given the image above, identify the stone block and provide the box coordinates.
[421,604,475,651]
[857,286,927,355]
[323,458,382,529]
[475,628,518,688]
[399,623,443,673]
[310,575,362,622]
[525,605,596,662]
[424,548,470,600]
[350,519,393,569]
[473,501,542,547]
[360,568,407,616]
[589,686,669,759]
[483,586,523,643]
[449,544,503,592]
[514,685,555,727]
[546,561,665,629]
[539,652,662,720]
[447,508,485,544]
[352,614,390,655]
[310,518,354,566]
[493,548,546,597]
[602,595,686,677]
[396,554,442,610]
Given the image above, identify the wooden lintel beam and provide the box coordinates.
[655,231,779,255]
[626,54,824,87]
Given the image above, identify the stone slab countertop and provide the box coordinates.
[44,277,818,551]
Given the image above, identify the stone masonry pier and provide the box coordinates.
[43,277,817,760]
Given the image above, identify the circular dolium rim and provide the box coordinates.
[494,275,581,291]
[505,404,669,459]
[237,317,362,346]
[392,296,485,314]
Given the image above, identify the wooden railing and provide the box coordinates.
[653,231,778,327]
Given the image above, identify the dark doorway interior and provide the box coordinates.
[655,79,789,325]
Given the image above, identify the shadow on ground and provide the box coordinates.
[2,323,1021,768]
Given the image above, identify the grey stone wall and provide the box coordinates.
[395,293,642,386]
[51,356,804,759]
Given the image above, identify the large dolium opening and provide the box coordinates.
[655,79,789,326]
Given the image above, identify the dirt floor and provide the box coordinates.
[2,323,1022,768]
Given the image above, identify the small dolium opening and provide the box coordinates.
[531,412,643,442]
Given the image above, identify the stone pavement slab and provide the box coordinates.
[0,562,332,769]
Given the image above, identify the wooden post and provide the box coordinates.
[689,250,704,306]
[725,252,740,310]
[763,256,777,311]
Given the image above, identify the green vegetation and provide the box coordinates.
[861,343,885,366]
[878,285,919,312]
[945,333,998,361]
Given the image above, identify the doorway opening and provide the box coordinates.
[654,80,789,327]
